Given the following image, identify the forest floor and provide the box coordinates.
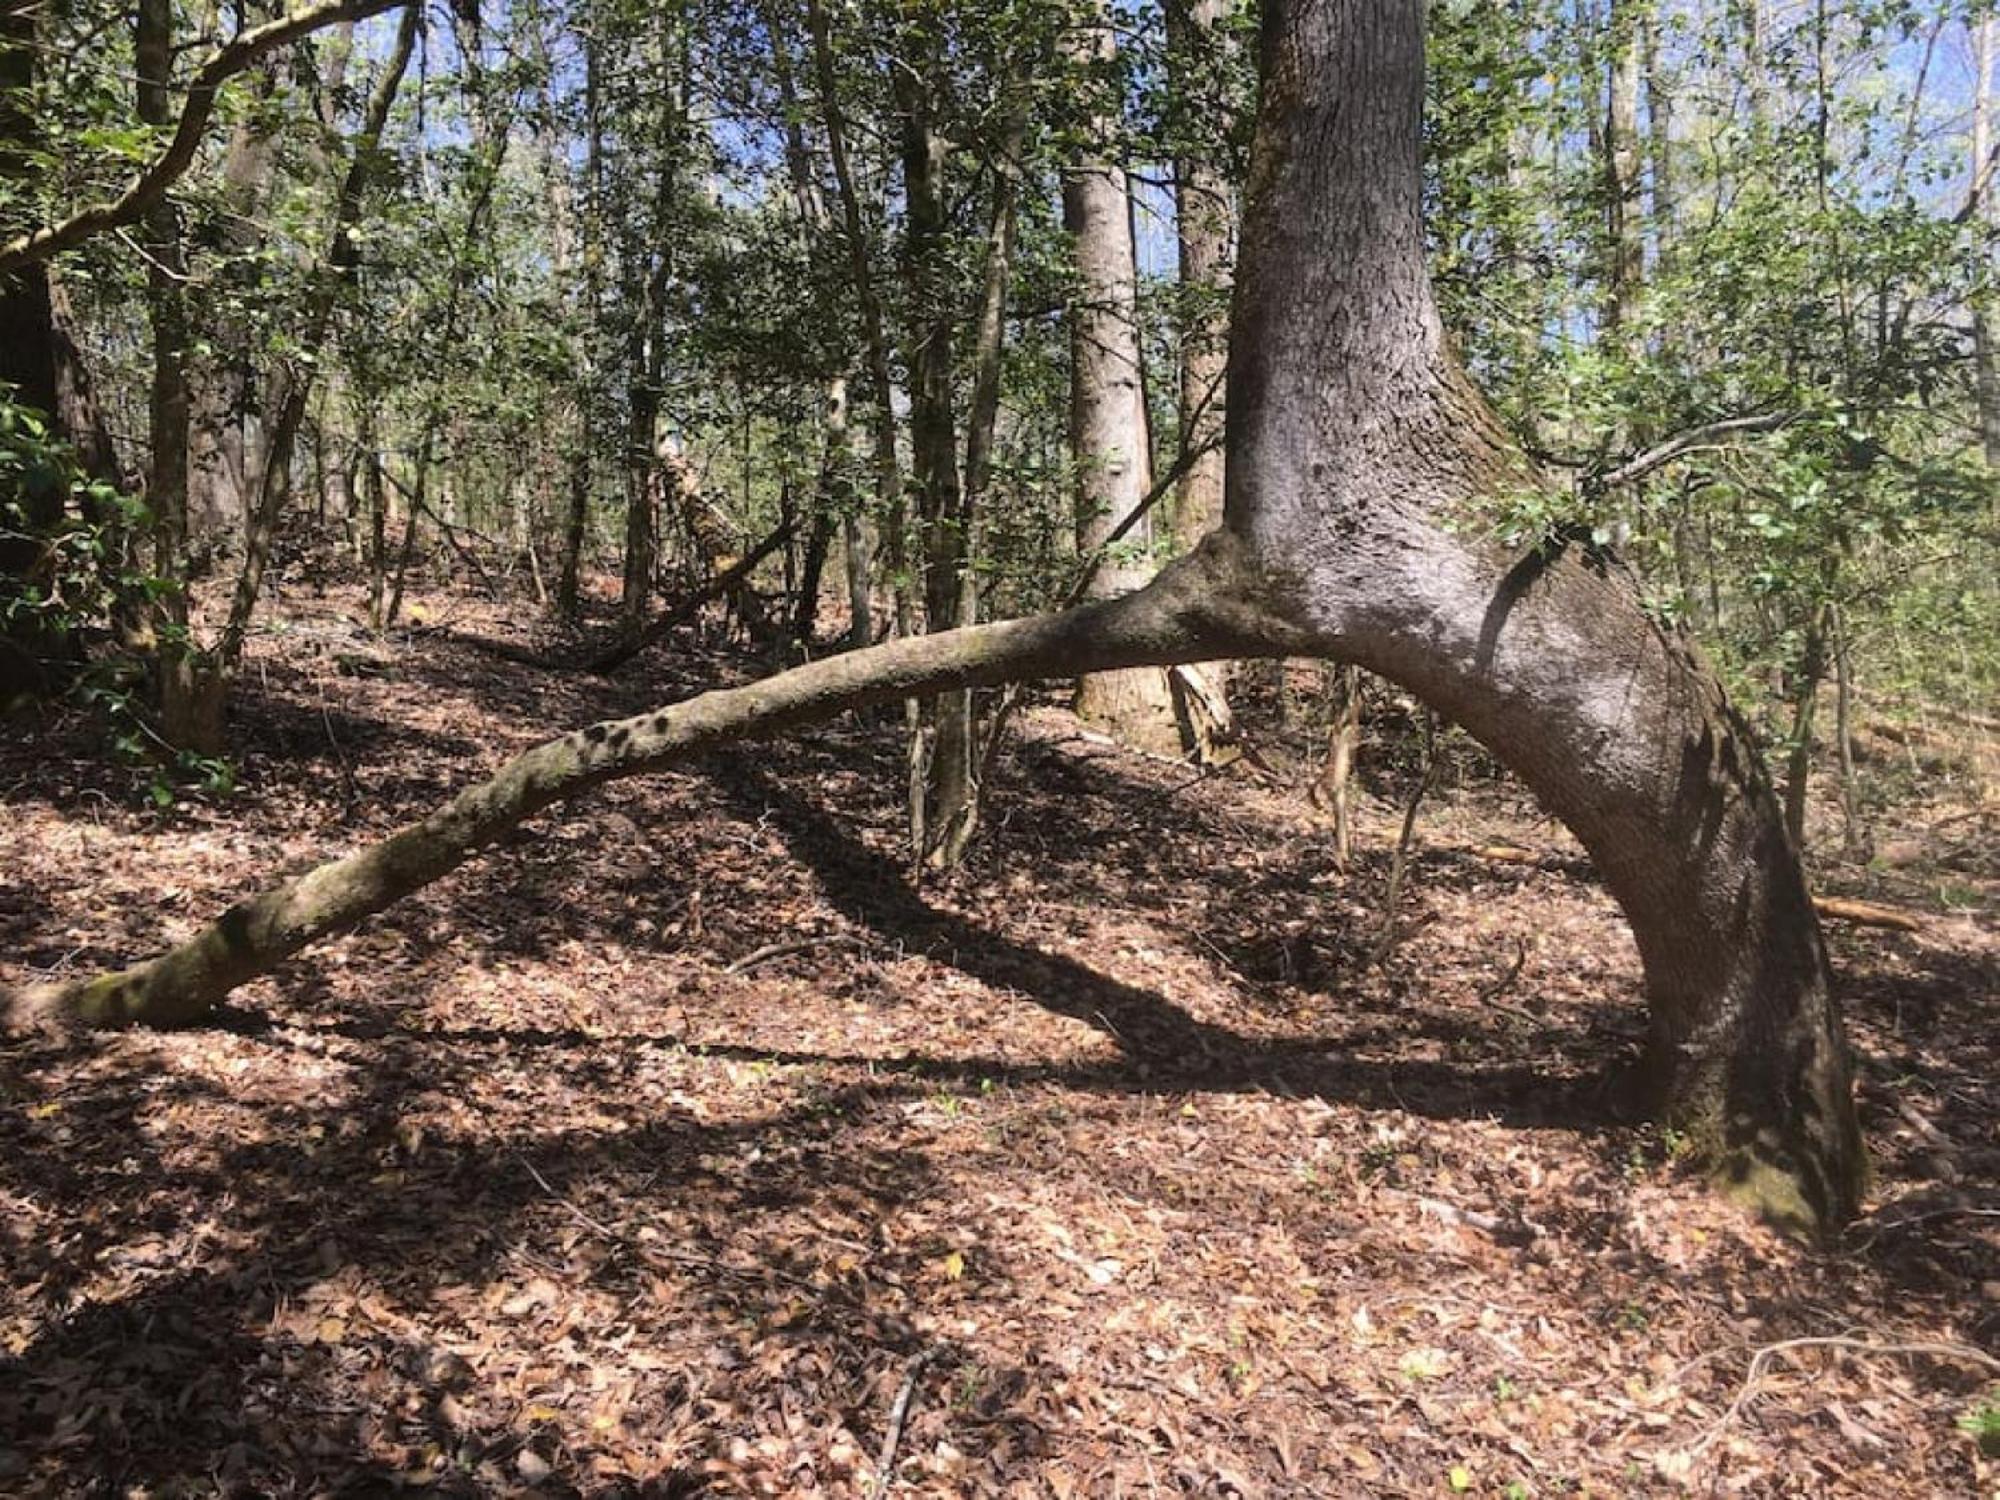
[1,579,1996,1498]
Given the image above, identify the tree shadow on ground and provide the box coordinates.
[0,1024,998,1495]
[697,755,1630,1134]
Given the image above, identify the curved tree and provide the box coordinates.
[4,0,1866,1235]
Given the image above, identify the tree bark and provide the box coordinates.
[1168,0,1232,553]
[1603,0,1646,338]
[185,64,280,556]
[1166,0,1241,743]
[1068,5,1180,749]
[1221,0,1861,1230]
[1972,16,2000,472]
[805,0,905,643]
[7,0,1866,1237]
[137,0,207,746]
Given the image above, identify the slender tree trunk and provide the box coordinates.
[1166,0,1241,743]
[1830,604,1864,860]
[804,0,905,641]
[137,0,211,748]
[1642,4,1674,240]
[763,2,859,651]
[11,0,1865,1237]
[1068,5,1179,749]
[556,25,605,623]
[1604,0,1646,339]
[1781,609,1828,849]
[920,105,1026,869]
[360,412,388,631]
[185,61,280,559]
[893,41,976,863]
[1167,0,1232,554]
[1971,16,2000,471]
[618,12,683,626]
[213,1,419,694]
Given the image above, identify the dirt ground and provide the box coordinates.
[2,581,1995,1497]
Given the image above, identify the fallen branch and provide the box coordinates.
[1846,1205,2000,1255]
[1411,1193,1543,1245]
[4,551,1243,1031]
[0,0,412,275]
[874,1347,943,1493]
[724,933,867,975]
[1811,897,1923,933]
[1681,1335,2000,1463]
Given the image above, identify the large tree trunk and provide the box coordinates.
[1219,0,1861,1229]
[1067,5,1180,750]
[7,0,1865,1236]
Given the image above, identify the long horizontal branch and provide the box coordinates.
[1599,411,1800,488]
[0,0,410,278]
[5,548,1263,1032]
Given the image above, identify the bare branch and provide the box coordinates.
[1599,411,1800,488]
[0,0,411,277]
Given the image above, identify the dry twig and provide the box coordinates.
[875,1346,944,1492]
[725,933,868,975]
[1682,1335,2000,1462]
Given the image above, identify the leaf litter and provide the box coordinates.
[1,584,1995,1497]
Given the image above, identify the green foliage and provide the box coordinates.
[0,391,140,693]
[0,390,232,804]
[1959,1393,2000,1455]
[1427,0,2000,826]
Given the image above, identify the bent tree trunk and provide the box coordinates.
[4,0,1864,1234]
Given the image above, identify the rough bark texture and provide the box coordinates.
[6,0,1866,1236]
[1067,7,1181,750]
[1221,0,1862,1229]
